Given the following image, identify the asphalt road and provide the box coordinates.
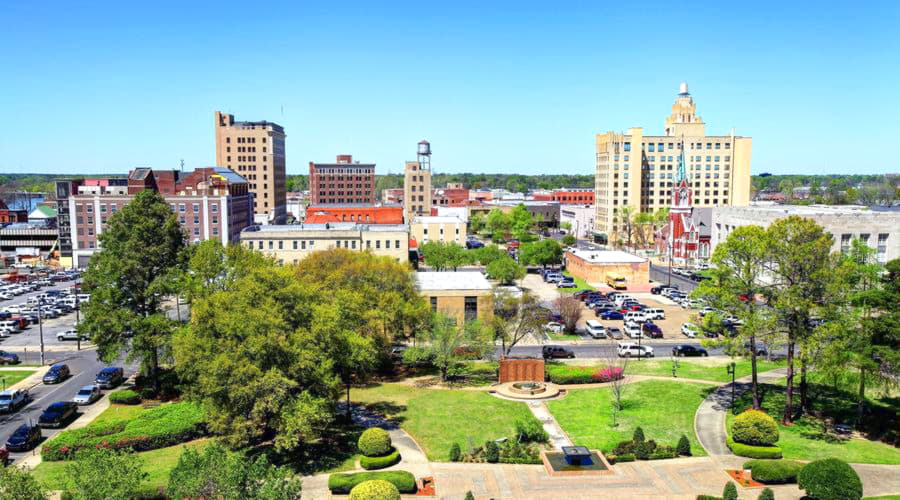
[502,341,727,359]
[649,263,699,292]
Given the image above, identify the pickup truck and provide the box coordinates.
[0,389,31,413]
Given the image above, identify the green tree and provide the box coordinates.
[764,216,833,423]
[403,314,493,381]
[79,189,186,395]
[180,239,271,303]
[64,449,147,500]
[693,225,771,409]
[469,213,485,234]
[168,443,302,500]
[518,239,562,268]
[485,208,511,242]
[0,466,47,500]
[420,241,471,271]
[561,234,577,246]
[614,206,636,248]
[492,288,546,355]
[486,255,526,285]
[509,204,535,241]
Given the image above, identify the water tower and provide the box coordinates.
[417,140,431,172]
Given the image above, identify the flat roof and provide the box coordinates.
[567,249,647,264]
[412,216,465,223]
[242,223,408,233]
[415,271,492,291]
[723,204,900,217]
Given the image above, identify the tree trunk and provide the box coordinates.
[783,338,795,424]
[151,346,160,396]
[346,383,352,421]
[750,333,760,410]
[857,366,866,425]
[799,353,808,415]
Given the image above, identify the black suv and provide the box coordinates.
[673,345,709,357]
[0,351,19,365]
[39,401,78,428]
[542,346,575,359]
[95,367,125,389]
[5,424,41,452]
[43,364,70,384]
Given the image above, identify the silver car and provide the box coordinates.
[73,385,101,405]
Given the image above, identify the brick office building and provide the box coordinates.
[56,167,254,268]
[304,204,404,224]
[309,155,375,205]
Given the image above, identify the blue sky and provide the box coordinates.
[1,1,898,176]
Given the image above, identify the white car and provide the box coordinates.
[0,293,11,301]
[57,330,87,342]
[73,385,102,405]
[624,322,642,339]
[681,323,699,338]
[3,305,24,314]
[699,307,722,317]
[623,311,647,323]
[544,322,564,334]
[617,342,654,358]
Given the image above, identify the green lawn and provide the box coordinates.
[560,271,593,293]
[33,438,212,495]
[548,333,585,341]
[627,358,785,383]
[726,383,900,465]
[350,382,539,460]
[548,380,711,456]
[0,369,38,389]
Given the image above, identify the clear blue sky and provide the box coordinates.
[1,1,898,176]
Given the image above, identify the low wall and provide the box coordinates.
[499,358,545,383]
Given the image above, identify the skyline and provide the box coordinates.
[1,1,898,176]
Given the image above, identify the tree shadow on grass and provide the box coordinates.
[250,423,366,476]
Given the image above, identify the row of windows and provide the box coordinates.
[248,239,403,251]
[225,136,266,144]
[313,170,372,176]
[638,142,731,152]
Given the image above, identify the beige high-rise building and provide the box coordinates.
[404,140,433,222]
[593,83,751,244]
[214,111,287,224]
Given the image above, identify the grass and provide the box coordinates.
[0,369,38,388]
[350,382,539,461]
[726,382,900,465]
[560,271,593,293]
[627,358,785,383]
[33,438,212,495]
[548,333,585,341]
[548,380,711,456]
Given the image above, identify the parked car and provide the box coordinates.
[543,322,564,334]
[617,342,654,358]
[5,424,41,452]
[643,308,665,320]
[542,345,575,359]
[650,285,677,295]
[673,345,708,357]
[623,311,648,323]
[600,310,624,320]
[585,320,606,339]
[465,239,484,249]
[57,329,86,342]
[743,343,768,356]
[681,323,699,338]
[544,273,563,283]
[73,385,102,405]
[624,322,642,339]
[607,327,624,340]
[0,351,19,365]
[95,367,125,389]
[0,389,30,413]
[38,401,78,428]
[43,364,70,385]
[699,307,722,317]
[641,322,663,339]
[557,281,577,289]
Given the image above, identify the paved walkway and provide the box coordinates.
[344,403,432,478]
[695,368,787,457]
[527,402,571,449]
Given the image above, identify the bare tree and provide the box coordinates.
[493,288,546,356]
[553,294,582,334]
[602,351,630,427]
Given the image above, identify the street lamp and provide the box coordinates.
[727,362,736,413]
[38,304,45,367]
[671,358,680,378]
[75,288,81,352]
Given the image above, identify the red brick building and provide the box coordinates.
[309,155,375,205]
[304,204,403,224]
[532,189,594,204]
[0,200,28,224]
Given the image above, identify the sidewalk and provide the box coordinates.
[694,368,787,457]
[18,397,111,469]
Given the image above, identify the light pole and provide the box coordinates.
[671,357,679,378]
[727,362,736,413]
[75,290,81,351]
[38,305,45,367]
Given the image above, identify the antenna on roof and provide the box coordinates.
[179,159,184,173]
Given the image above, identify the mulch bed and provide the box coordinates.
[725,469,764,488]
[414,476,436,496]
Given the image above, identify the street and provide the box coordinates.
[649,262,699,292]
[502,340,727,359]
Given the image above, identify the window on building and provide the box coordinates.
[211,204,218,213]
[193,228,199,236]
[179,204,186,212]
[464,296,478,321]
[430,297,437,311]
[623,142,631,152]
[877,234,889,262]
[841,234,852,253]
[376,240,381,249]
[86,205,93,213]
[268,240,273,250]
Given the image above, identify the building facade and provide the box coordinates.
[532,189,595,205]
[214,112,286,223]
[304,204,404,225]
[58,168,254,268]
[560,205,595,240]
[404,161,432,221]
[594,83,751,244]
[309,155,375,205]
[416,271,493,324]
[410,216,467,246]
[240,223,409,264]
[711,205,900,263]
[564,249,650,286]
[0,200,28,224]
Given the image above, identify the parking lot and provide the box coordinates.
[523,273,702,342]
[0,273,88,352]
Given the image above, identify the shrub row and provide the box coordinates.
[592,367,624,383]
[42,402,205,461]
[726,438,782,459]
[743,459,803,484]
[108,389,141,405]
[607,453,635,464]
[360,448,401,470]
[545,364,596,384]
[328,471,417,494]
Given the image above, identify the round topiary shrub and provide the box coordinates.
[349,479,401,500]
[745,459,803,484]
[797,458,862,500]
[360,449,401,470]
[732,409,779,446]
[109,389,141,405]
[358,428,392,457]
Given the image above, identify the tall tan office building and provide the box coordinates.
[404,140,433,222]
[593,83,751,243]
[214,111,287,224]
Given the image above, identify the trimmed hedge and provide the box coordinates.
[732,409,779,446]
[696,496,721,500]
[358,428,392,457]
[726,438,782,459]
[743,459,803,484]
[545,364,596,384]
[360,448,401,470]
[42,402,204,461]
[797,458,862,500]
[349,479,400,500]
[328,471,417,495]
[108,389,141,405]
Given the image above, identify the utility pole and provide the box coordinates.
[75,288,81,351]
[38,305,45,366]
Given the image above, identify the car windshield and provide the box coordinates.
[0,394,11,401]
[11,428,28,438]
[77,389,92,396]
